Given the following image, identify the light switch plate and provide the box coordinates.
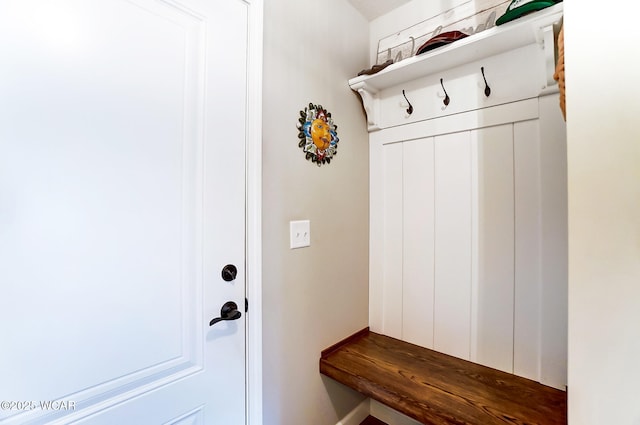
[290,220,310,249]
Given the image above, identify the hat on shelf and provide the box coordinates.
[357,59,394,76]
[496,0,556,25]
[415,31,469,55]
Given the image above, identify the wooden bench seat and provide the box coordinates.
[320,328,567,425]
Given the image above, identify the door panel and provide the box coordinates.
[0,0,247,423]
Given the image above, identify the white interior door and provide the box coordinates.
[0,1,248,424]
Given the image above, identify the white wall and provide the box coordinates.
[564,1,640,424]
[261,1,370,424]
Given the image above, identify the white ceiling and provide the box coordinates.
[347,0,412,21]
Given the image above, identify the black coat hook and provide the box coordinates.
[402,90,413,115]
[481,67,491,97]
[440,78,450,106]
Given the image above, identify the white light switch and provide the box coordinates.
[290,220,310,249]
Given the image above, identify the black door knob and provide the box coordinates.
[209,301,242,326]
[221,264,237,282]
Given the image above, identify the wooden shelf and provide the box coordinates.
[349,3,563,93]
[320,328,567,425]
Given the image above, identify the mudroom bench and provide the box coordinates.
[320,328,567,425]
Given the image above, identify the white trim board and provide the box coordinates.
[246,0,263,424]
[335,399,422,425]
[370,400,422,425]
[335,399,370,425]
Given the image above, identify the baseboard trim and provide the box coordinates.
[335,399,370,425]
[369,400,422,425]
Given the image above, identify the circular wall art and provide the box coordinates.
[296,103,339,166]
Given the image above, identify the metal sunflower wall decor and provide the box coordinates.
[296,103,339,166]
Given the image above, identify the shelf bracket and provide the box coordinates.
[351,81,380,131]
[542,24,557,89]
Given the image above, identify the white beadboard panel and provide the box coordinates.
[368,95,565,387]
[369,139,385,332]
[513,119,542,382]
[470,124,515,373]
[538,94,568,389]
[434,131,472,360]
[402,137,435,349]
[382,142,404,339]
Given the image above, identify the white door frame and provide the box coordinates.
[245,1,263,424]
